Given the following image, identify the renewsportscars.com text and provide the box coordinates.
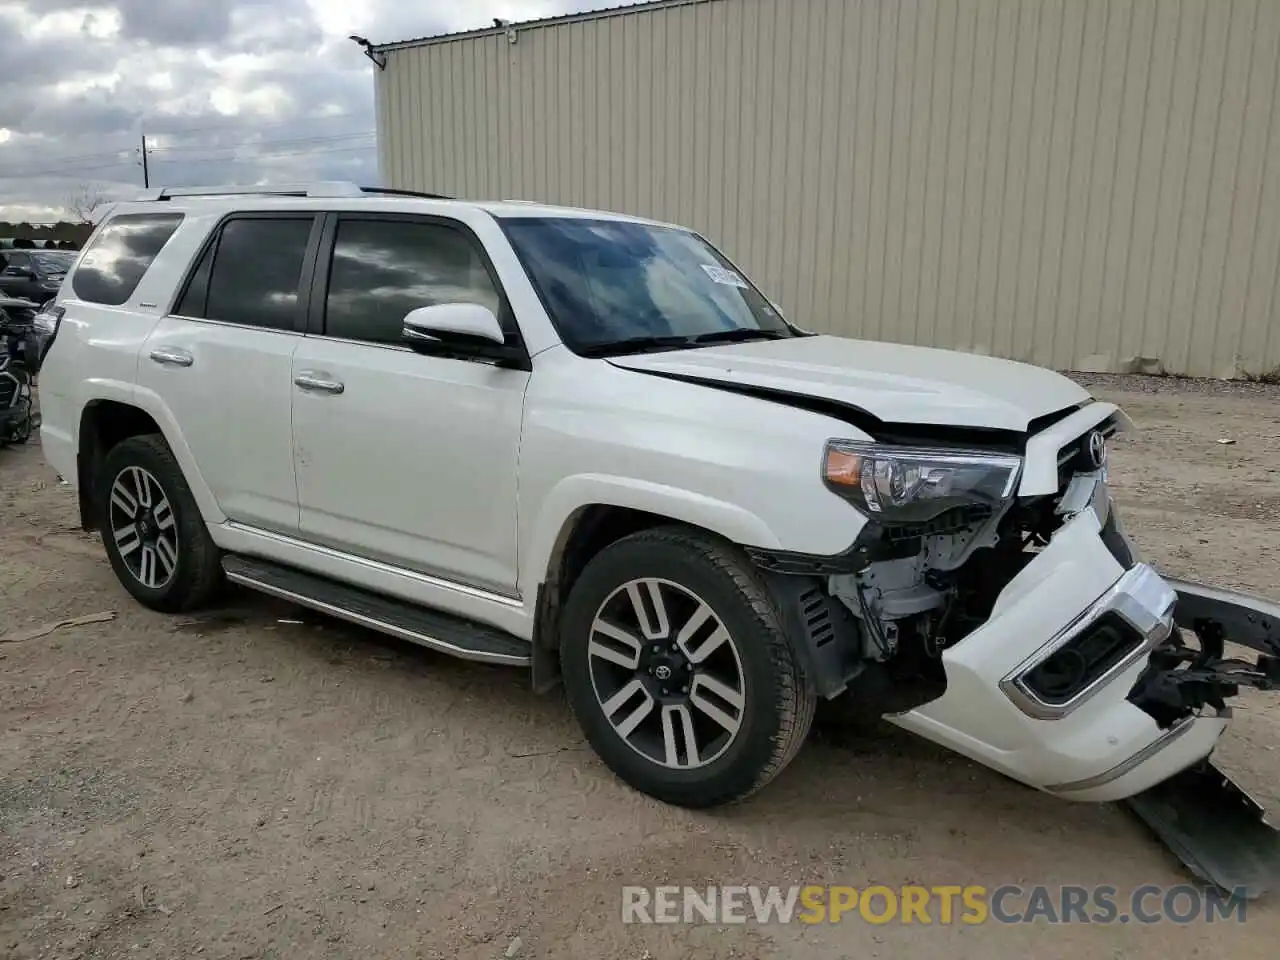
[621,884,1249,926]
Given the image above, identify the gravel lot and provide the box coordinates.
[3,374,1280,959]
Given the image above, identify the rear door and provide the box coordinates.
[137,213,322,535]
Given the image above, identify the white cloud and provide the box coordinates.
[0,1,645,223]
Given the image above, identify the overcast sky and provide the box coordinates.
[0,0,639,223]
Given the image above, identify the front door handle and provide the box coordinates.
[294,372,345,395]
[149,347,194,367]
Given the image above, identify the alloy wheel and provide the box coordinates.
[588,577,747,770]
[108,465,179,590]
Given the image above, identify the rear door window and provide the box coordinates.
[181,217,315,331]
[72,213,184,305]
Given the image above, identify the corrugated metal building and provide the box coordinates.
[373,0,1280,379]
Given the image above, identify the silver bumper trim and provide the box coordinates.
[1043,715,1197,793]
[1039,716,1198,793]
[999,563,1176,721]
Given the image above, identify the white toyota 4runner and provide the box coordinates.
[31,183,1280,881]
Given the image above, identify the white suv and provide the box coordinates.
[33,184,1280,852]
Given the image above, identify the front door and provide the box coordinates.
[291,214,529,596]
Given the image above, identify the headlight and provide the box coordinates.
[823,440,1023,524]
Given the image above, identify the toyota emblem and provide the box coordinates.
[1086,431,1108,469]
[654,665,673,681]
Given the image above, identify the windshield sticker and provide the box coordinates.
[701,264,748,288]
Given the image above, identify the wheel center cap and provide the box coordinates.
[654,664,673,681]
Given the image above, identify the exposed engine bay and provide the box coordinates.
[826,469,1096,715]
[827,448,1280,729]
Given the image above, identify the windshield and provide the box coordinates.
[32,251,76,273]
[500,217,795,354]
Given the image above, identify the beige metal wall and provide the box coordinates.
[377,0,1280,378]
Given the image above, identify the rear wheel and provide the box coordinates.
[560,527,815,808]
[97,434,223,612]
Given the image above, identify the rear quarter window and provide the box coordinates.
[72,213,184,306]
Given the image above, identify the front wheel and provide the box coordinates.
[559,527,816,808]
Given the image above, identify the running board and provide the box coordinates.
[221,554,531,667]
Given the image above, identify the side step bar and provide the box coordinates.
[221,555,531,667]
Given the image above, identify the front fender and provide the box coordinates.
[520,473,782,596]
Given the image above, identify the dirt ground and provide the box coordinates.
[3,374,1280,960]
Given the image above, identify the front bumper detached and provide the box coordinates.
[882,480,1280,893]
[887,486,1279,806]
[1134,578,1280,723]
[1121,578,1280,896]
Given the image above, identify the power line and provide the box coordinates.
[0,146,132,167]
[0,157,138,181]
[0,115,373,175]
[147,111,365,137]
[151,143,376,166]
[149,131,376,155]
[0,131,377,181]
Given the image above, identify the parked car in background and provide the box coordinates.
[0,248,78,304]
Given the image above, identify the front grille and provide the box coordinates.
[1055,415,1119,488]
[1021,612,1144,706]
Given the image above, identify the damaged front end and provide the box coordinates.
[1129,580,1280,727]
[760,400,1280,894]
[1123,581,1280,896]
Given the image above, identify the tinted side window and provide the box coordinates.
[2,253,29,274]
[72,214,184,306]
[324,219,502,345]
[204,218,314,331]
[174,238,215,318]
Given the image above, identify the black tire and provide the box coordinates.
[97,433,223,613]
[559,526,816,808]
[12,409,32,444]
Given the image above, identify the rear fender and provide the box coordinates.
[81,381,225,526]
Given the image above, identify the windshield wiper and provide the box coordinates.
[579,328,791,358]
[577,335,698,358]
[691,328,791,345]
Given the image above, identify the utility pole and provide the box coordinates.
[140,134,150,188]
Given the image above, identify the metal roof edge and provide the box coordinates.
[372,0,720,53]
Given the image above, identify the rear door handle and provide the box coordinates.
[149,347,193,367]
[294,372,345,395]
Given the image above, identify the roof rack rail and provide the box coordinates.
[137,182,369,201]
[360,186,454,200]
[134,183,457,202]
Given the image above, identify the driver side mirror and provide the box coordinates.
[401,303,527,369]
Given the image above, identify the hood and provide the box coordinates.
[606,335,1091,432]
